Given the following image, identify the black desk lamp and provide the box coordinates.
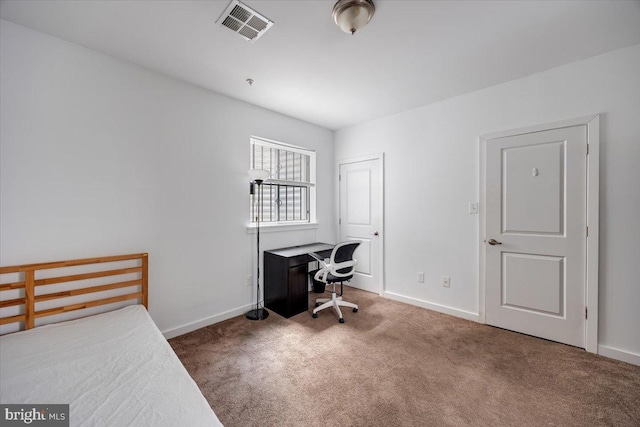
[246,169,270,321]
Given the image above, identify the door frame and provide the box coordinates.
[478,115,599,353]
[336,153,385,296]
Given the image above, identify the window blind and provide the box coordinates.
[250,138,314,223]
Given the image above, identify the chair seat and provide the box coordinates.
[325,273,353,283]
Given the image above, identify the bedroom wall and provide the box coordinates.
[334,44,640,363]
[0,20,335,335]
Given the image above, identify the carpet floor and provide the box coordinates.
[169,288,640,426]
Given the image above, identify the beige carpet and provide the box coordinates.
[169,287,640,426]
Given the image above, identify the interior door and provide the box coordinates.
[485,126,587,348]
[339,157,383,294]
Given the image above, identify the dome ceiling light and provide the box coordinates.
[332,0,375,35]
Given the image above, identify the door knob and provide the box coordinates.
[487,239,502,245]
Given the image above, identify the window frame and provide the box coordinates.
[248,136,317,230]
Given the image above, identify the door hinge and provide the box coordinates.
[586,226,589,237]
[339,174,342,181]
[585,307,588,319]
[586,144,589,155]
[339,218,341,225]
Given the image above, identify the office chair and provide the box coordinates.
[309,241,361,323]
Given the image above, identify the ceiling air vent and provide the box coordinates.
[216,0,273,43]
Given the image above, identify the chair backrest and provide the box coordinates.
[330,241,361,275]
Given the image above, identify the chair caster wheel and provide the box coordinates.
[312,313,318,318]
[353,308,358,313]
[339,318,345,323]
[314,303,319,307]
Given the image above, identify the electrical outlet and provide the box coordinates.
[442,276,451,288]
[246,275,253,286]
[468,202,479,214]
[417,272,425,283]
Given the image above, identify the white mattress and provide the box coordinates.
[0,305,222,426]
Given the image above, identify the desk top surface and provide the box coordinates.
[265,242,334,258]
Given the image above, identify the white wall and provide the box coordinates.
[0,20,335,335]
[335,44,640,361]
[2,18,638,363]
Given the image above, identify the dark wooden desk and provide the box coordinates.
[264,243,334,318]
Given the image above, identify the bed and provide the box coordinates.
[0,253,222,426]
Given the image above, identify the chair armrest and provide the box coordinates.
[308,252,324,262]
[310,252,330,282]
[309,252,329,270]
[328,259,358,278]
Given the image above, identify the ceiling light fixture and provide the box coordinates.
[332,0,375,35]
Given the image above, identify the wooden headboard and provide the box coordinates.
[0,253,148,332]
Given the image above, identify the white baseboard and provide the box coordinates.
[383,291,479,322]
[598,345,640,366]
[162,303,253,339]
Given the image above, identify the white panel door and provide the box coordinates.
[485,126,587,347]
[339,158,383,294]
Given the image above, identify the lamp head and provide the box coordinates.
[248,169,270,184]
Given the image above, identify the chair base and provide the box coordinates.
[312,284,358,323]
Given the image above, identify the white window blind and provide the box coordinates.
[249,137,315,224]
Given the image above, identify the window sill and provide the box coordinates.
[246,222,319,234]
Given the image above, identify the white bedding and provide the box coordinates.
[0,305,222,426]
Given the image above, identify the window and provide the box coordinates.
[249,137,316,225]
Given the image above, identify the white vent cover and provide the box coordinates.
[216,0,273,43]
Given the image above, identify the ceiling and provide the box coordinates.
[1,0,639,130]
